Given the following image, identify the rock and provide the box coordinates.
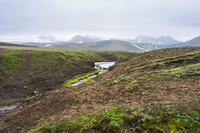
[109,57,124,71]
[88,61,95,67]
[31,91,39,96]
[64,115,71,119]
[147,103,151,106]
[113,80,118,83]
[108,65,115,71]
[116,57,124,64]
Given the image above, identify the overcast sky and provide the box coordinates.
[0,0,200,41]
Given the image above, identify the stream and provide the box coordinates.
[0,62,115,114]
[71,62,115,86]
[0,103,20,114]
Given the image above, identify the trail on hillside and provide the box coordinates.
[15,54,68,84]
[2,53,68,86]
[0,53,69,106]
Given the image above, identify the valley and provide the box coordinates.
[1,0,200,132]
[0,45,200,132]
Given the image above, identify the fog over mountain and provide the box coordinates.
[37,35,59,42]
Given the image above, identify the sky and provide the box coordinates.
[0,0,200,42]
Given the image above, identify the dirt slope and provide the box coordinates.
[1,47,200,132]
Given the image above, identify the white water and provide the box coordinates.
[71,62,115,87]
[94,62,115,73]
[0,103,19,114]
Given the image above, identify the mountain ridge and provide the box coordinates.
[51,40,145,52]
[127,35,181,45]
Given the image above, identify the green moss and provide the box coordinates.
[186,51,200,56]
[25,97,33,101]
[64,69,101,87]
[27,101,200,133]
[0,51,25,80]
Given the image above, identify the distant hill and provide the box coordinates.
[51,40,145,51]
[0,42,29,47]
[22,42,59,47]
[158,36,200,49]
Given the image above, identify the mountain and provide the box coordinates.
[68,35,101,43]
[158,36,200,49]
[128,35,181,45]
[51,40,145,51]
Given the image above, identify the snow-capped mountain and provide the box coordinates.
[128,35,181,45]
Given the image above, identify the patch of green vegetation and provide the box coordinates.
[163,63,200,78]
[27,101,200,133]
[24,93,44,102]
[186,51,200,56]
[31,51,66,70]
[0,51,25,80]
[25,97,33,102]
[118,77,131,84]
[64,69,101,87]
